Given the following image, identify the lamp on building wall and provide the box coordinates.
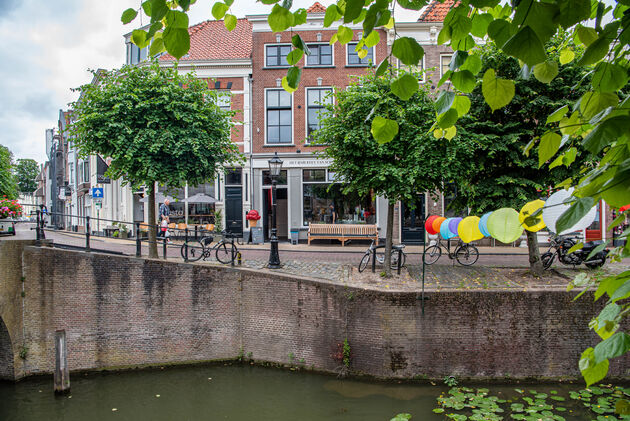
[267,152,283,269]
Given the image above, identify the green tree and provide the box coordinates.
[449,34,593,276]
[0,145,18,200]
[70,61,241,258]
[14,158,39,193]
[313,70,465,276]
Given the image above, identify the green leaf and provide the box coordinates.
[549,154,565,170]
[286,49,303,66]
[281,76,296,93]
[268,4,294,33]
[364,30,380,48]
[132,29,150,49]
[166,10,189,28]
[514,0,559,43]
[149,0,168,22]
[471,13,493,37]
[563,147,577,167]
[592,63,629,93]
[293,8,307,26]
[453,96,471,117]
[435,91,455,115]
[146,21,163,39]
[324,5,341,27]
[392,37,424,66]
[344,0,363,23]
[396,0,427,10]
[578,37,611,66]
[179,0,192,10]
[451,70,476,93]
[337,25,354,44]
[121,8,138,24]
[437,70,452,88]
[452,35,476,51]
[461,55,482,75]
[582,116,630,154]
[575,25,598,46]
[533,60,559,84]
[556,196,595,233]
[503,26,547,66]
[391,74,419,101]
[163,26,190,59]
[291,34,310,55]
[149,36,165,56]
[580,347,609,387]
[375,58,389,76]
[449,14,472,44]
[444,126,457,140]
[482,68,515,112]
[594,332,630,364]
[371,116,399,144]
[286,66,301,89]
[559,49,575,65]
[224,13,237,31]
[449,50,468,71]
[580,91,618,120]
[610,279,630,303]
[142,1,152,16]
[212,2,229,19]
[438,109,458,129]
[487,19,516,47]
[546,105,569,124]
[557,0,591,28]
[538,132,562,167]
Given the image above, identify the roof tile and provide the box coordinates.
[306,2,327,13]
[418,0,459,22]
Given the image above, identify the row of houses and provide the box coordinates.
[34,1,613,244]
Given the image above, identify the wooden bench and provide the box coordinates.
[307,223,378,246]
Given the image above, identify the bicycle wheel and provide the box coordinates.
[181,240,204,262]
[423,245,441,265]
[456,244,479,266]
[358,253,371,273]
[541,252,555,269]
[390,250,407,269]
[216,241,237,264]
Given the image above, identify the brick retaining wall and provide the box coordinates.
[2,243,628,381]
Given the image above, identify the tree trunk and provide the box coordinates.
[526,229,543,277]
[147,182,158,259]
[384,201,395,277]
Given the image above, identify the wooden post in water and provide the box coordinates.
[54,330,70,394]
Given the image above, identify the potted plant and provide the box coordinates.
[246,210,261,227]
[0,197,21,236]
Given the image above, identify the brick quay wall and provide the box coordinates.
[1,241,627,381]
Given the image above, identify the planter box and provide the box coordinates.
[0,219,15,235]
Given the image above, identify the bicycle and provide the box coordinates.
[358,240,406,273]
[181,230,239,264]
[423,237,479,266]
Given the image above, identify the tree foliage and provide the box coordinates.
[70,61,241,257]
[312,70,464,275]
[14,159,39,193]
[0,145,18,200]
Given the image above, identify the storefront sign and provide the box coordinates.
[252,158,333,169]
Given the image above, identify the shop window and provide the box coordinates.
[306,88,332,139]
[306,44,333,66]
[266,89,292,144]
[266,45,291,67]
[263,170,288,186]
[347,43,373,66]
[225,168,242,185]
[302,169,376,225]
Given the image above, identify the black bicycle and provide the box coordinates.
[180,230,239,264]
[423,237,479,266]
[358,240,406,273]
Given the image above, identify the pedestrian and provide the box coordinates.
[158,199,171,243]
[326,203,336,224]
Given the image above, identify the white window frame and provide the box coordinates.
[305,43,335,67]
[398,56,426,83]
[264,43,292,68]
[346,42,375,67]
[217,90,231,111]
[304,87,333,144]
[440,53,453,78]
[264,88,294,145]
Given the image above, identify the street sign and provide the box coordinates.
[91,187,104,198]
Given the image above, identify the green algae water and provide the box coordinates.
[0,365,619,420]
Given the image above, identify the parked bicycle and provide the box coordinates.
[541,235,608,269]
[423,237,479,266]
[180,230,239,264]
[358,240,406,272]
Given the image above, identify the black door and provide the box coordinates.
[225,187,243,235]
[401,194,426,244]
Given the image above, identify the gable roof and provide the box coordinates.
[306,2,327,13]
[159,18,252,61]
[418,0,459,22]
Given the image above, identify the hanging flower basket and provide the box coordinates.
[0,197,21,236]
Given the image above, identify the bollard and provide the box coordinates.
[36,210,41,242]
[184,228,189,262]
[135,222,141,257]
[237,251,242,265]
[85,216,91,252]
[194,225,198,240]
[371,247,376,273]
[231,240,235,267]
[54,330,70,394]
[397,248,402,275]
[163,237,167,260]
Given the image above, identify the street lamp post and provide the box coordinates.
[268,152,283,269]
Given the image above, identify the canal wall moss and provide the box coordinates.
[3,242,629,381]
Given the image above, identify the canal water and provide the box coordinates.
[0,364,605,420]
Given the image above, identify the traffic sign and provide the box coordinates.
[91,187,104,198]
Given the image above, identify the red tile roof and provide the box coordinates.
[307,2,327,13]
[418,0,459,22]
[160,18,252,61]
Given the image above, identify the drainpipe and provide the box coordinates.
[248,73,255,211]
